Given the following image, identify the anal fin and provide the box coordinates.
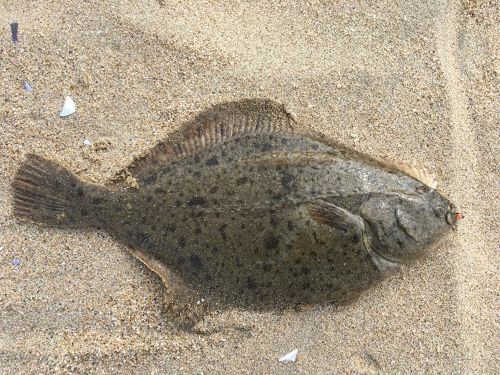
[126,246,209,329]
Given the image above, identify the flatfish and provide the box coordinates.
[12,99,461,321]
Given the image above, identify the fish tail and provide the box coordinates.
[12,154,102,227]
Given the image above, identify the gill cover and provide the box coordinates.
[360,193,452,263]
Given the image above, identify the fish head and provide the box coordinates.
[360,187,461,263]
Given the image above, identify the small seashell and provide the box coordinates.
[279,349,298,363]
[83,139,92,146]
[60,96,76,117]
[24,82,33,92]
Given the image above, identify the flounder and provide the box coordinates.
[12,99,461,323]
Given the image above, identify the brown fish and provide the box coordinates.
[12,99,461,322]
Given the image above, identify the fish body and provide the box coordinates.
[12,99,460,311]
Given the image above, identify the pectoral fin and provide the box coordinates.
[306,200,400,274]
[305,200,365,237]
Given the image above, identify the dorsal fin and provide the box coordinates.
[373,157,438,189]
[121,99,297,184]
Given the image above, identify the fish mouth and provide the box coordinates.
[446,203,463,225]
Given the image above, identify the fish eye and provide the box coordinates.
[416,185,430,193]
[446,211,454,225]
[433,207,446,217]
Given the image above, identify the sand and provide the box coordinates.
[1,0,498,374]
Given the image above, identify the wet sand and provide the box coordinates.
[1,1,498,374]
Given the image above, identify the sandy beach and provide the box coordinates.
[1,0,498,374]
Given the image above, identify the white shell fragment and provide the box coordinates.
[60,96,76,117]
[279,349,298,363]
[83,139,92,146]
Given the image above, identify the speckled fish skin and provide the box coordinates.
[12,99,460,310]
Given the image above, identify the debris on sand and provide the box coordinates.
[60,96,76,117]
[10,22,18,44]
[279,349,298,363]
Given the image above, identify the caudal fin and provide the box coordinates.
[12,154,97,227]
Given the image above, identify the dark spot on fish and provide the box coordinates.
[311,143,319,150]
[263,232,280,250]
[194,227,202,235]
[313,232,325,245]
[219,224,228,241]
[211,246,219,254]
[226,190,235,196]
[209,186,219,194]
[235,258,243,267]
[260,142,273,152]
[350,231,361,242]
[301,266,311,275]
[155,187,166,194]
[189,255,202,270]
[270,214,278,228]
[281,172,294,189]
[272,192,285,201]
[193,155,200,163]
[206,156,219,166]
[143,174,157,185]
[236,176,249,185]
[187,196,207,207]
[178,237,186,248]
[80,208,88,217]
[134,231,154,249]
[175,200,182,207]
[246,276,257,290]
[240,222,246,229]
[93,197,103,205]
[165,224,177,233]
[146,196,152,202]
[193,171,201,178]
[287,220,295,231]
[76,187,84,197]
[263,264,273,272]
[190,210,203,218]
[294,257,302,265]
[301,281,310,290]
